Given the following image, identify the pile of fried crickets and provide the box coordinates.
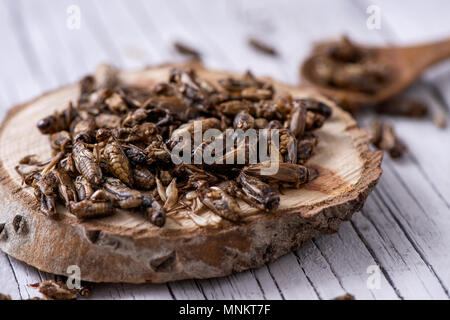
[15,65,332,227]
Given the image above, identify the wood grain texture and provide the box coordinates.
[0,63,381,283]
[0,0,449,299]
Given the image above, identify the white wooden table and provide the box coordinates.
[0,0,449,300]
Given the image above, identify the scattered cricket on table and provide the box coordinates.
[15,65,332,227]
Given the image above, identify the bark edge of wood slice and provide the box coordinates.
[0,62,383,283]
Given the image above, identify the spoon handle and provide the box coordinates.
[402,38,450,71]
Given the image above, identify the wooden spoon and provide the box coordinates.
[301,38,450,109]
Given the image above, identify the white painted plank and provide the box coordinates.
[167,280,206,300]
[263,253,319,300]
[0,253,22,299]
[375,159,450,290]
[222,0,388,84]
[355,195,448,299]
[314,223,399,300]
[71,0,124,66]
[176,0,292,80]
[198,272,267,300]
[0,1,41,106]
[15,0,71,86]
[294,242,347,300]
[386,84,450,199]
[87,283,174,300]
[139,0,236,70]
[89,0,160,68]
[5,256,46,300]
[251,268,283,300]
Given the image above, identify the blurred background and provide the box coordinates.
[2,0,450,104]
[1,0,450,300]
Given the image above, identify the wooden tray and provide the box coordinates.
[0,63,382,283]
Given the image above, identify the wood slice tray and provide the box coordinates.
[0,63,382,283]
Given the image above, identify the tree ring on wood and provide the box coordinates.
[0,63,382,283]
